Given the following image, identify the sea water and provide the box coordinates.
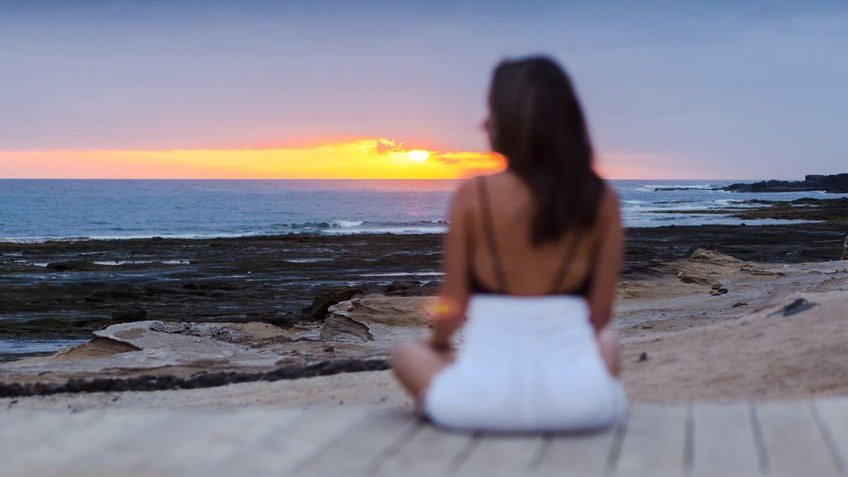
[1,179,842,241]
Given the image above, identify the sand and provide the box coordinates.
[3,252,847,412]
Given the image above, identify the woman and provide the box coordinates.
[392,56,627,432]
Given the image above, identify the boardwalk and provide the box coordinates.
[2,398,848,476]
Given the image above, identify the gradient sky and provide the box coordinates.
[1,1,846,179]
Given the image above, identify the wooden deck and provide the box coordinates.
[2,398,848,476]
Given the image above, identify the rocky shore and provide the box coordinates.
[722,173,848,193]
[2,250,847,404]
[1,197,846,398]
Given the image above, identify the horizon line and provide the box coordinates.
[0,177,762,181]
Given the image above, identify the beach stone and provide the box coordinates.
[638,352,648,362]
[842,234,848,260]
[300,288,364,322]
[777,298,817,317]
[319,316,374,342]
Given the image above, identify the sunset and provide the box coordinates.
[0,139,504,179]
[3,2,848,475]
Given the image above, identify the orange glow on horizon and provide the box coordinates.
[0,138,689,180]
[0,139,505,180]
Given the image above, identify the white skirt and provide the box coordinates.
[424,294,628,432]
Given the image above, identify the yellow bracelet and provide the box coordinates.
[431,297,457,320]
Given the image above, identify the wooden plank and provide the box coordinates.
[5,411,169,477]
[213,406,373,476]
[812,398,848,473]
[755,401,840,477]
[374,423,473,477]
[1,411,105,475]
[131,409,303,477]
[452,433,546,477]
[293,408,421,477]
[534,426,620,477]
[612,404,687,477]
[690,402,762,477]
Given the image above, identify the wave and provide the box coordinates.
[637,184,720,192]
[330,220,364,228]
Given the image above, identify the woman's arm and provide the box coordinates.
[588,187,623,333]
[430,180,474,349]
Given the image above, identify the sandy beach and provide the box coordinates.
[2,246,846,412]
[0,195,845,410]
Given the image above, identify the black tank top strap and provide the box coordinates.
[548,234,584,295]
[477,176,509,293]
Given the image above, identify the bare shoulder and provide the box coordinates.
[596,182,622,225]
[454,177,478,200]
[450,177,479,216]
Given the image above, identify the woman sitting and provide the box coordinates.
[392,56,627,432]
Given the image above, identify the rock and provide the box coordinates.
[148,321,257,343]
[111,308,148,321]
[842,234,848,260]
[732,302,748,308]
[710,287,729,296]
[770,298,817,317]
[300,288,364,322]
[677,249,743,286]
[723,173,848,193]
[638,352,648,362]
[46,260,92,272]
[385,280,440,296]
[319,316,374,342]
[0,358,390,398]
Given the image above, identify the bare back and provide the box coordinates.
[436,170,622,332]
[468,171,602,296]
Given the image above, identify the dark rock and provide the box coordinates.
[710,287,729,296]
[300,288,363,322]
[46,260,91,272]
[771,298,818,317]
[385,280,440,296]
[723,173,848,193]
[710,283,728,296]
[732,302,748,308]
[111,308,148,321]
[638,352,648,362]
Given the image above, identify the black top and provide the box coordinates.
[468,176,592,297]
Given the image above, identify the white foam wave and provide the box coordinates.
[331,220,364,228]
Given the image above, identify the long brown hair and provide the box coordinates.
[488,56,604,246]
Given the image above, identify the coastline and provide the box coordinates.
[2,201,845,356]
[0,196,846,405]
[2,219,845,353]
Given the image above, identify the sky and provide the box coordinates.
[1,0,846,179]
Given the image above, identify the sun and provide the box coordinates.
[407,150,430,163]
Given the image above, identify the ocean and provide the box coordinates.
[0,179,840,241]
